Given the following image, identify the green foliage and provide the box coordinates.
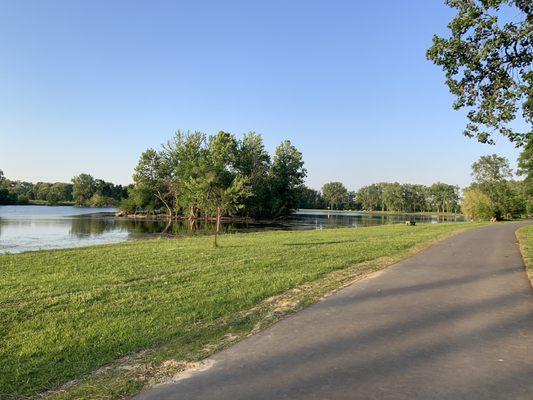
[427,0,532,146]
[269,140,307,216]
[72,173,127,207]
[72,173,96,206]
[429,182,461,213]
[468,154,529,218]
[517,138,533,215]
[472,154,513,183]
[127,132,306,219]
[354,182,460,213]
[88,193,116,207]
[0,222,481,398]
[297,186,327,209]
[356,184,383,211]
[517,136,533,182]
[235,132,272,217]
[322,182,349,210]
[46,183,73,205]
[0,171,126,207]
[461,188,496,220]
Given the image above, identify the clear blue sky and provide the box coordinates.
[0,0,523,190]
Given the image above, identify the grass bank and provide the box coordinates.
[1,222,482,399]
[517,224,533,284]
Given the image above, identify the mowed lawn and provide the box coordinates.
[517,224,533,282]
[1,223,480,398]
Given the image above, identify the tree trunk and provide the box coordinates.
[214,206,221,247]
[162,218,172,234]
[155,191,172,220]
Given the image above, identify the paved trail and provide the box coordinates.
[137,223,533,400]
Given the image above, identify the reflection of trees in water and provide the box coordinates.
[68,217,246,238]
[69,217,117,237]
[68,213,465,239]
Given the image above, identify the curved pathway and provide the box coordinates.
[137,223,533,400]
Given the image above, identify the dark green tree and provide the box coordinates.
[235,132,271,217]
[71,174,96,206]
[297,186,327,209]
[133,149,175,216]
[322,182,349,210]
[269,140,307,217]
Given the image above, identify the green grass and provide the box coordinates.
[517,225,533,283]
[0,222,483,399]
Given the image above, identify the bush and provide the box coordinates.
[118,197,137,214]
[88,194,116,208]
[461,189,495,221]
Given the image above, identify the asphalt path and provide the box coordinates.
[137,223,533,400]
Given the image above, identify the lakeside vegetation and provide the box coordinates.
[299,153,531,221]
[0,171,128,207]
[120,131,306,221]
[0,222,484,399]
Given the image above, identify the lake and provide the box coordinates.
[0,206,464,254]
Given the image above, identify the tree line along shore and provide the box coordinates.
[2,131,531,222]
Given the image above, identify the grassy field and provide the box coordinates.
[1,222,483,399]
[517,225,533,283]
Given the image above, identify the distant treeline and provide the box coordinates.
[298,182,461,213]
[121,131,306,219]
[299,151,532,220]
[0,171,128,207]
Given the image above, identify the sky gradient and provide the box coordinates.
[0,0,523,190]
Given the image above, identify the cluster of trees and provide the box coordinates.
[0,170,127,207]
[298,181,461,214]
[122,131,307,225]
[70,174,128,207]
[462,154,532,220]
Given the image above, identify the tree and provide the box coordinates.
[46,183,73,205]
[322,182,349,210]
[208,175,251,247]
[235,132,271,217]
[356,184,383,211]
[133,149,175,216]
[164,131,208,218]
[517,137,533,215]
[429,183,460,213]
[469,154,526,218]
[427,0,533,146]
[427,0,532,146]
[518,136,533,182]
[381,182,404,212]
[71,174,96,206]
[297,186,327,209]
[471,154,513,183]
[0,170,12,205]
[461,188,496,220]
[269,140,307,216]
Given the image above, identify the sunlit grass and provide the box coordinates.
[517,225,533,283]
[0,222,481,398]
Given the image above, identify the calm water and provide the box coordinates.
[0,206,463,254]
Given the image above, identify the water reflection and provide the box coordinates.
[0,206,464,254]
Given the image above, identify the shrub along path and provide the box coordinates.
[137,223,533,400]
